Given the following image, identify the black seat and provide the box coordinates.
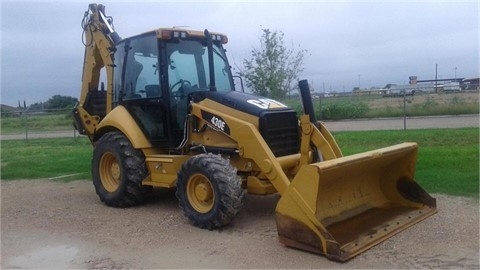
[145,84,161,98]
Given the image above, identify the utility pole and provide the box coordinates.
[435,64,438,93]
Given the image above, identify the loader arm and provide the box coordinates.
[190,102,343,195]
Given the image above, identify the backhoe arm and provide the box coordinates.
[74,3,121,137]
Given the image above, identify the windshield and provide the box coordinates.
[166,39,233,93]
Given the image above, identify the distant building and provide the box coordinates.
[443,81,461,92]
[352,87,388,95]
[411,76,479,92]
[462,78,480,90]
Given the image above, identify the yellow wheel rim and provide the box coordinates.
[99,152,121,192]
[186,173,215,213]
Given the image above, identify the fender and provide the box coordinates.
[95,105,152,149]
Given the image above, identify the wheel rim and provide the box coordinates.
[186,173,215,213]
[99,152,121,192]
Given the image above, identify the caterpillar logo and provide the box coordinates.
[201,110,230,135]
[247,98,287,109]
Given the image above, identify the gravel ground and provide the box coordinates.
[1,179,479,269]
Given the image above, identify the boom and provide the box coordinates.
[74,4,121,138]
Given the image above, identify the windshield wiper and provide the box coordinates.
[212,46,227,63]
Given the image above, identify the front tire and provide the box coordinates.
[176,153,245,229]
[92,131,152,207]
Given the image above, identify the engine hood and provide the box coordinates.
[191,90,295,117]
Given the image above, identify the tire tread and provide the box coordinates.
[176,153,245,229]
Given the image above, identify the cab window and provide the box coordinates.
[119,33,161,100]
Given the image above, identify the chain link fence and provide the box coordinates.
[1,89,478,140]
[0,108,80,141]
[316,88,477,114]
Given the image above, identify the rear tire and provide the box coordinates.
[176,153,245,229]
[92,131,152,207]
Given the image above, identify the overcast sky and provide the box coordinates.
[1,0,478,106]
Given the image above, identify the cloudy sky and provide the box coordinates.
[1,0,478,106]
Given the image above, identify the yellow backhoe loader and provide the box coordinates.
[74,3,436,261]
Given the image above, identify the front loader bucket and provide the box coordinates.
[275,142,436,262]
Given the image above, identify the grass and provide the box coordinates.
[364,100,480,118]
[1,128,478,197]
[0,111,74,134]
[282,91,479,120]
[0,137,92,181]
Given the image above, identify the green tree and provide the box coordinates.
[242,29,307,99]
[45,95,78,110]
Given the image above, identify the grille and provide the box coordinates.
[259,110,299,157]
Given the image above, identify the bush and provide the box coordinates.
[320,101,369,120]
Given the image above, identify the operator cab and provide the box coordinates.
[113,29,234,149]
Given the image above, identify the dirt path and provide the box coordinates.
[1,180,478,269]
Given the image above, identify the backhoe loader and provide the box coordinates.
[74,3,436,261]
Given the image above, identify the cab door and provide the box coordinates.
[114,33,171,147]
